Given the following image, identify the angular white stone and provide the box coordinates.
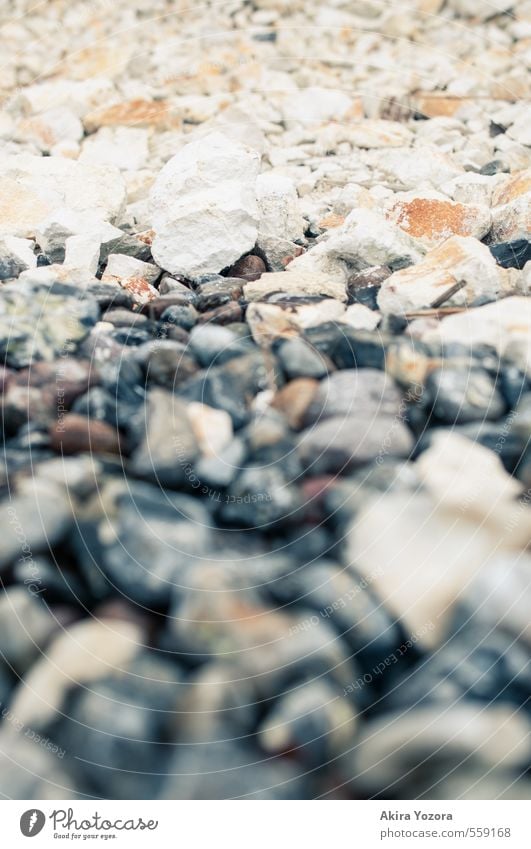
[288,209,424,284]
[150,132,260,277]
[378,235,504,314]
[0,236,36,273]
[244,270,347,302]
[256,172,304,271]
[0,154,126,238]
[64,234,101,275]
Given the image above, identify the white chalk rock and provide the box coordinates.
[0,154,126,238]
[256,173,304,271]
[64,234,101,275]
[288,209,424,284]
[378,235,504,314]
[150,132,260,277]
[341,303,381,330]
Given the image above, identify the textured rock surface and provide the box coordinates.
[150,133,260,277]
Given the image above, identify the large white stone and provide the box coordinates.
[378,235,504,314]
[80,127,150,172]
[256,172,304,271]
[150,132,260,277]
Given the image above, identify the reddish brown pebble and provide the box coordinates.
[50,414,123,456]
[197,302,242,325]
[225,254,266,281]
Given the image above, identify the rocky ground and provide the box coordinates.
[0,0,530,800]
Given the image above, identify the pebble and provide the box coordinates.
[256,173,305,271]
[425,367,506,423]
[225,254,266,281]
[49,413,123,456]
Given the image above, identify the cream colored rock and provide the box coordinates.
[256,172,304,271]
[288,209,424,284]
[14,107,83,152]
[246,302,301,347]
[385,190,491,247]
[150,132,260,277]
[441,173,499,207]
[421,296,531,363]
[0,154,126,239]
[345,119,413,149]
[341,303,381,330]
[490,174,531,241]
[7,618,142,731]
[348,431,530,649]
[244,270,347,302]
[64,234,101,275]
[507,108,531,147]
[186,403,233,457]
[378,235,504,314]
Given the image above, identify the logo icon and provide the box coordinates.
[20,810,45,837]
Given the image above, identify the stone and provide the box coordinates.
[0,482,72,571]
[178,352,273,428]
[0,154,126,238]
[347,265,390,309]
[421,297,531,364]
[297,413,413,475]
[83,99,181,133]
[275,338,328,380]
[349,704,531,799]
[378,236,506,315]
[150,132,260,277]
[160,303,198,331]
[188,324,245,367]
[14,107,83,152]
[246,302,300,347]
[96,482,212,606]
[64,234,101,275]
[131,389,199,486]
[287,209,423,284]
[0,279,99,367]
[186,402,233,457]
[256,173,304,271]
[225,254,266,281]
[0,588,57,673]
[364,146,463,192]
[49,414,123,456]
[102,254,160,305]
[425,367,506,423]
[385,191,491,247]
[490,169,531,242]
[506,108,531,146]
[490,239,531,270]
[304,369,404,425]
[341,303,381,330]
[80,127,150,171]
[259,679,358,766]
[7,618,142,731]
[271,378,319,430]
[244,270,347,302]
[0,236,36,279]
